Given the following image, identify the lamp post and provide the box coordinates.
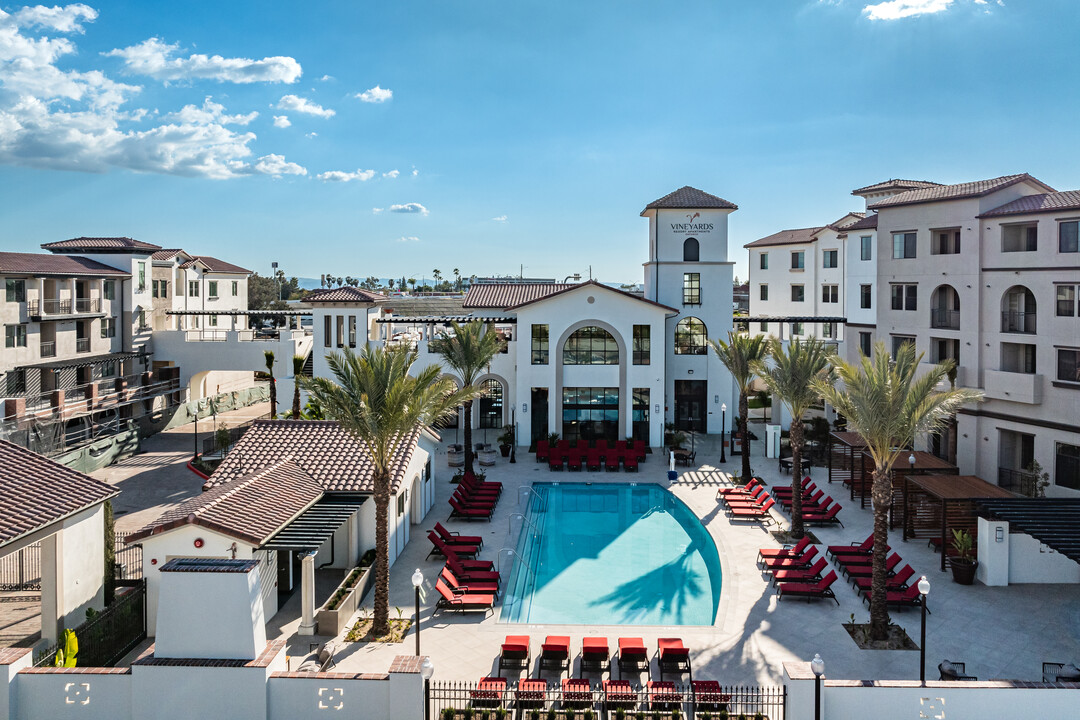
[411,568,424,656]
[193,409,199,463]
[918,575,930,684]
[811,653,824,720]
[420,656,434,720]
[720,403,727,463]
[510,408,516,464]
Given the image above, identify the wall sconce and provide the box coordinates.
[995,527,1004,543]
[687,369,694,375]
[654,404,660,414]
[193,538,204,549]
[522,403,527,413]
[714,395,719,404]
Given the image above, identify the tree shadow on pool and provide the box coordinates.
[587,545,708,625]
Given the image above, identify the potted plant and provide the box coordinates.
[498,425,514,457]
[949,528,978,585]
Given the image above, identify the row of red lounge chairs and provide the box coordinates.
[468,676,729,714]
[428,523,500,614]
[718,476,844,528]
[537,439,647,472]
[497,636,690,681]
[447,471,503,521]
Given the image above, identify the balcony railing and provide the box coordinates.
[26,298,102,317]
[998,467,1038,497]
[930,308,960,330]
[76,338,90,353]
[40,341,56,358]
[1001,310,1036,334]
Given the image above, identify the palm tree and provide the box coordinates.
[429,321,506,474]
[814,342,982,640]
[710,331,768,483]
[751,337,832,539]
[291,355,305,418]
[301,345,479,636]
[407,278,416,293]
[263,350,276,419]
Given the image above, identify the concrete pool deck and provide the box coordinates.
[315,430,1080,686]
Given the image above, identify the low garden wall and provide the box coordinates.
[315,554,375,637]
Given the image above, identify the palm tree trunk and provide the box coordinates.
[292,383,301,418]
[372,470,391,636]
[869,467,892,641]
[739,390,751,482]
[947,416,958,465]
[269,379,277,419]
[463,399,474,474]
[790,419,805,539]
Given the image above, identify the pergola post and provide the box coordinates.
[298,550,318,636]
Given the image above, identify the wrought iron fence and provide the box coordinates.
[998,467,1039,498]
[114,533,142,580]
[0,542,41,591]
[428,680,785,720]
[34,579,146,668]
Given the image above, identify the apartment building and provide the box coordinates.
[149,249,251,332]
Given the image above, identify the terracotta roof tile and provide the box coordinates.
[463,283,576,309]
[0,440,119,548]
[178,255,251,274]
[203,420,421,494]
[502,279,678,313]
[642,186,738,213]
[842,213,879,231]
[150,249,190,261]
[979,190,1080,218]
[304,287,387,303]
[0,252,129,277]
[744,226,825,249]
[851,179,941,195]
[41,237,161,252]
[867,174,1055,210]
[126,458,322,545]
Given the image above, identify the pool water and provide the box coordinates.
[500,483,722,626]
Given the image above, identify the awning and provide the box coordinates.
[166,309,311,316]
[260,496,366,552]
[17,351,150,372]
[976,498,1080,564]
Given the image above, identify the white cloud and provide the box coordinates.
[383,169,399,178]
[372,207,384,214]
[411,168,419,177]
[272,115,290,128]
[317,169,376,182]
[491,215,508,223]
[394,236,419,243]
[9,3,97,32]
[305,131,317,138]
[277,94,334,118]
[106,37,301,84]
[318,74,334,82]
[389,202,428,215]
[863,0,954,20]
[169,97,257,126]
[356,85,392,103]
[254,154,306,177]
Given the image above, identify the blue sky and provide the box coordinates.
[2,0,1078,284]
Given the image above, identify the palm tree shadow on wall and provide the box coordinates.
[587,544,707,625]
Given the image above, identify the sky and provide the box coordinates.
[2,0,1079,285]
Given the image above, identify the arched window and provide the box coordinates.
[674,317,708,355]
[563,326,619,365]
[683,237,700,262]
[930,285,960,330]
[1001,286,1036,334]
[479,379,503,428]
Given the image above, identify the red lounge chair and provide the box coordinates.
[718,478,762,497]
[727,498,776,525]
[826,533,874,560]
[631,440,647,461]
[780,488,824,510]
[427,531,481,560]
[499,635,530,675]
[443,548,495,573]
[775,570,840,605]
[586,449,602,471]
[540,635,571,676]
[445,559,500,586]
[515,679,548,709]
[722,484,766,504]
[434,578,494,614]
[459,480,500,502]
[623,455,639,472]
[852,564,915,593]
[865,583,932,612]
[434,522,483,550]
[841,552,901,579]
[440,567,499,599]
[449,497,494,521]
[771,477,814,497]
[567,451,583,472]
[804,503,844,527]
[770,557,829,586]
[757,536,812,563]
[605,451,621,472]
[723,493,771,512]
[463,469,503,490]
[462,475,502,499]
[536,440,550,463]
[549,454,565,471]
[657,638,691,681]
[692,681,731,712]
[602,680,638,713]
[617,637,649,679]
[581,637,610,674]
[470,676,507,707]
[561,678,593,707]
[452,487,496,508]
[647,681,683,709]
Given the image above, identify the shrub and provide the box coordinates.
[463,708,473,720]
[441,708,456,720]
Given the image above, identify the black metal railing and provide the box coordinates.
[930,309,960,330]
[428,681,786,720]
[114,533,142,580]
[0,542,41,590]
[34,580,146,667]
[1001,311,1036,334]
[26,298,101,316]
[998,467,1039,498]
[76,337,90,353]
[40,341,56,358]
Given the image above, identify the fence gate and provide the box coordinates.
[0,543,41,591]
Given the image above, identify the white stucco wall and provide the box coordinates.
[60,505,106,629]
[155,564,266,659]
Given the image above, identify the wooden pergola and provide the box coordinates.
[902,474,1015,571]
[827,432,867,496]
[879,451,959,528]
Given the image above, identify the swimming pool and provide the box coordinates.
[500,482,722,626]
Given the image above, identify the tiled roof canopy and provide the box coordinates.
[842,213,879,231]
[851,179,941,195]
[127,459,323,545]
[150,249,190,261]
[868,174,1055,210]
[0,440,118,548]
[463,283,576,309]
[0,252,129,277]
[204,420,422,494]
[642,186,738,214]
[41,237,161,252]
[979,190,1080,218]
[179,255,251,274]
[304,287,387,303]
[744,226,825,249]
[503,279,678,313]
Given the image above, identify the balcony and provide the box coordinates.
[984,369,1042,404]
[916,362,967,390]
[40,341,56,358]
[930,309,960,330]
[76,338,90,353]
[1001,311,1036,334]
[998,467,1038,497]
[27,298,102,319]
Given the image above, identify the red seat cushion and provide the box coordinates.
[582,637,608,653]
[502,635,530,653]
[619,637,646,654]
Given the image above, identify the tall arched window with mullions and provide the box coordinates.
[683,237,699,262]
[674,317,708,355]
[563,326,619,365]
[479,379,503,428]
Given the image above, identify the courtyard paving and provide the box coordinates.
[323,426,1080,687]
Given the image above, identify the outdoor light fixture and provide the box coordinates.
[811,653,824,720]
[720,403,727,464]
[996,526,1005,543]
[421,657,435,720]
[411,569,424,656]
[522,403,527,413]
[909,452,916,469]
[918,575,930,684]
[193,538,204,549]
